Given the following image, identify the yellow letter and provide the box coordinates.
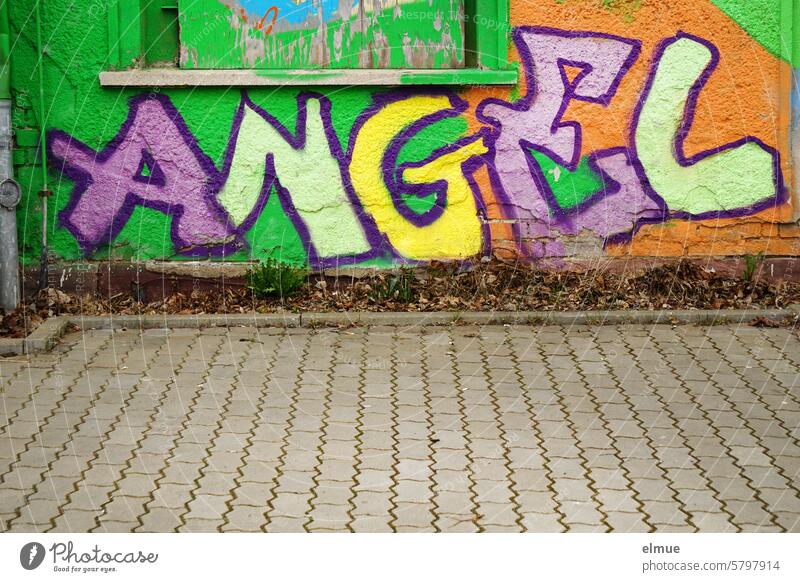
[350,96,486,260]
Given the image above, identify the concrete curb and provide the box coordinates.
[0,308,796,356]
[73,313,303,330]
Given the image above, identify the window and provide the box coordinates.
[180,0,465,69]
[102,0,515,85]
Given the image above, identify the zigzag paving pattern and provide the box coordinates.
[1,324,799,532]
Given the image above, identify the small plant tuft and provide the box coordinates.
[369,268,418,304]
[245,260,308,299]
[743,252,765,283]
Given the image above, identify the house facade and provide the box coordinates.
[4,0,798,288]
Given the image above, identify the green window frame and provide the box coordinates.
[103,0,516,85]
[464,0,510,71]
[107,1,180,68]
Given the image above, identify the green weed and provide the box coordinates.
[369,269,418,304]
[743,252,765,283]
[245,260,308,299]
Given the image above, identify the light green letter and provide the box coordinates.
[217,97,371,258]
[634,36,779,215]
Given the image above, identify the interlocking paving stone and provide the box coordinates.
[351,490,393,516]
[1,324,799,532]
[177,518,222,533]
[519,513,566,532]
[264,516,307,533]
[349,515,393,532]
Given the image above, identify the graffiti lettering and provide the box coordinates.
[49,95,233,255]
[49,91,487,264]
[477,27,663,257]
[215,94,371,264]
[349,94,487,260]
[632,32,784,217]
[48,27,786,265]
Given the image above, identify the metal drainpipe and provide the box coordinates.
[35,0,50,291]
[0,0,22,313]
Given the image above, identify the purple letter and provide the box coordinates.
[50,94,234,255]
[478,27,658,257]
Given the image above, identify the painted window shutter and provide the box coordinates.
[178,0,464,69]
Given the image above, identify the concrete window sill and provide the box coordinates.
[99,67,518,87]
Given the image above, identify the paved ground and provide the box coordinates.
[0,323,799,533]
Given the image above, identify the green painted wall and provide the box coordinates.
[8,1,467,266]
[710,0,790,64]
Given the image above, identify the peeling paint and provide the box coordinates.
[181,0,464,68]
